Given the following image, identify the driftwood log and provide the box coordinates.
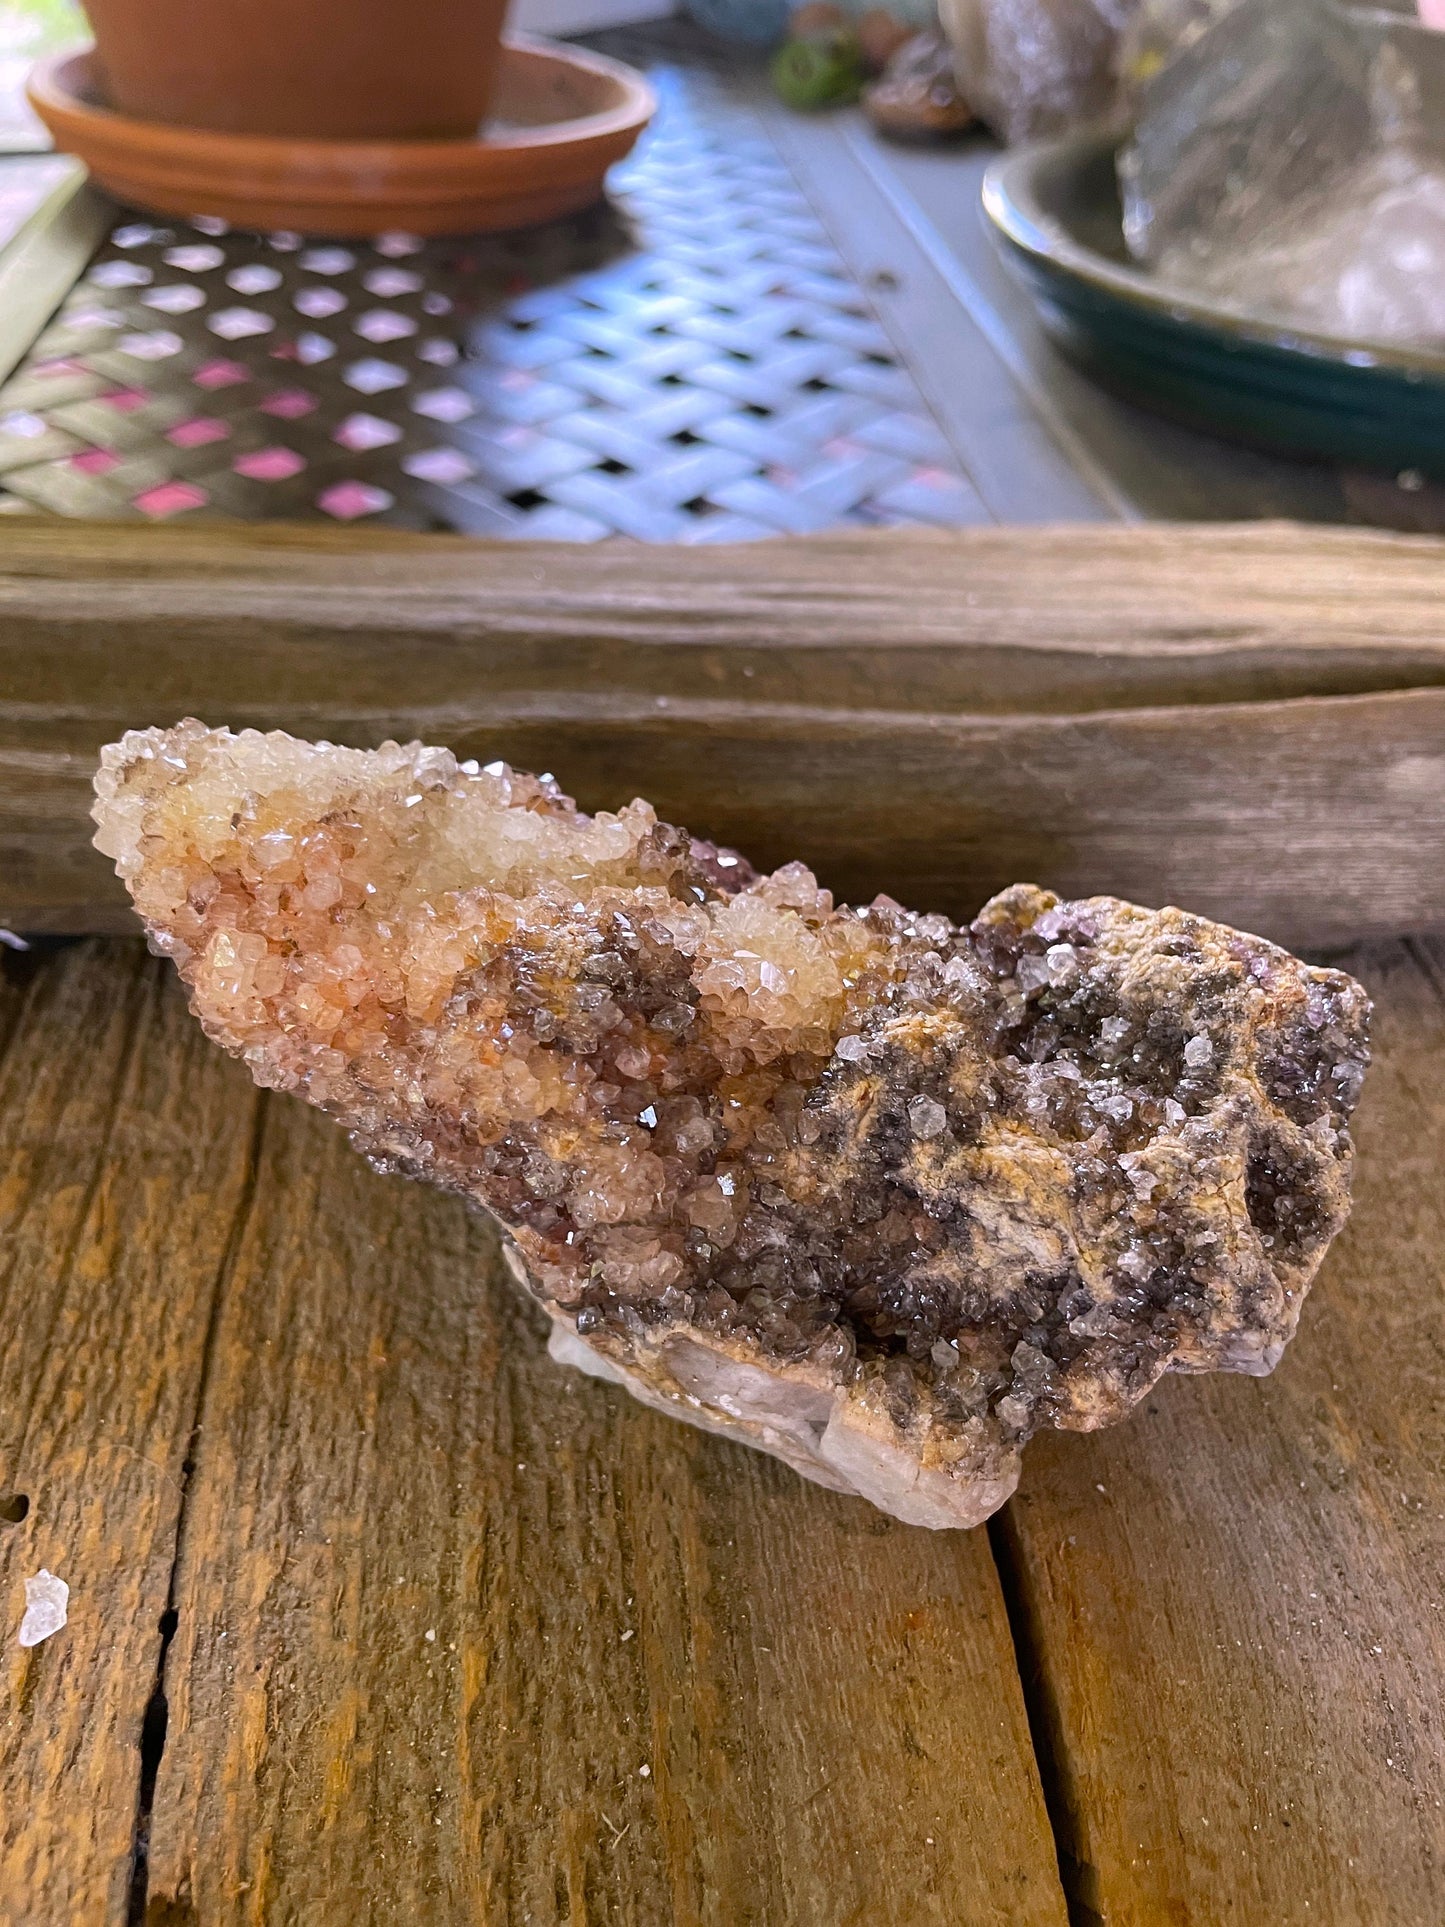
[2,517,1445,948]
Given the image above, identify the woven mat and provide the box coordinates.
[0,29,980,540]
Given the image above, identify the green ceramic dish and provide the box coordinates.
[982,131,1445,478]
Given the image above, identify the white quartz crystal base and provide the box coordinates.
[544,1316,1018,1530]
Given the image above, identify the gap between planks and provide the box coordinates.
[0,942,263,1923]
[994,937,1445,1927]
[987,1511,1101,1927]
[123,1093,270,1927]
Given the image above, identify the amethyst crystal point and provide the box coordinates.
[94,723,1371,1527]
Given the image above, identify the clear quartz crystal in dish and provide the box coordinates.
[1121,0,1445,350]
[93,723,1371,1528]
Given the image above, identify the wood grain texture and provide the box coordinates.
[6,518,1445,709]
[11,682,1445,952]
[4,518,1445,946]
[2,944,1444,1921]
[0,943,260,1925]
[997,937,1445,1926]
[143,1081,1067,1927]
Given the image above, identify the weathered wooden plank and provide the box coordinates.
[997,937,1445,1926]
[6,521,1445,709]
[143,1083,1067,1927]
[4,520,1445,945]
[9,676,1445,953]
[0,942,260,1924]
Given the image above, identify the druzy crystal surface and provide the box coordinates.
[93,723,1370,1528]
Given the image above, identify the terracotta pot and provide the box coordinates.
[30,40,655,236]
[81,0,512,140]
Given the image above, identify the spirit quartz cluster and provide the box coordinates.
[94,722,1370,1528]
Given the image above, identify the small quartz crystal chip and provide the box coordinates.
[93,724,1371,1529]
[18,1570,69,1648]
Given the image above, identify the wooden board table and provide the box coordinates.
[1,521,1444,1924]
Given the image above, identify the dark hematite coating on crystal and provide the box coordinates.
[93,724,1370,1527]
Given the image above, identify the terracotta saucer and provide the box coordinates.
[26,37,655,236]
